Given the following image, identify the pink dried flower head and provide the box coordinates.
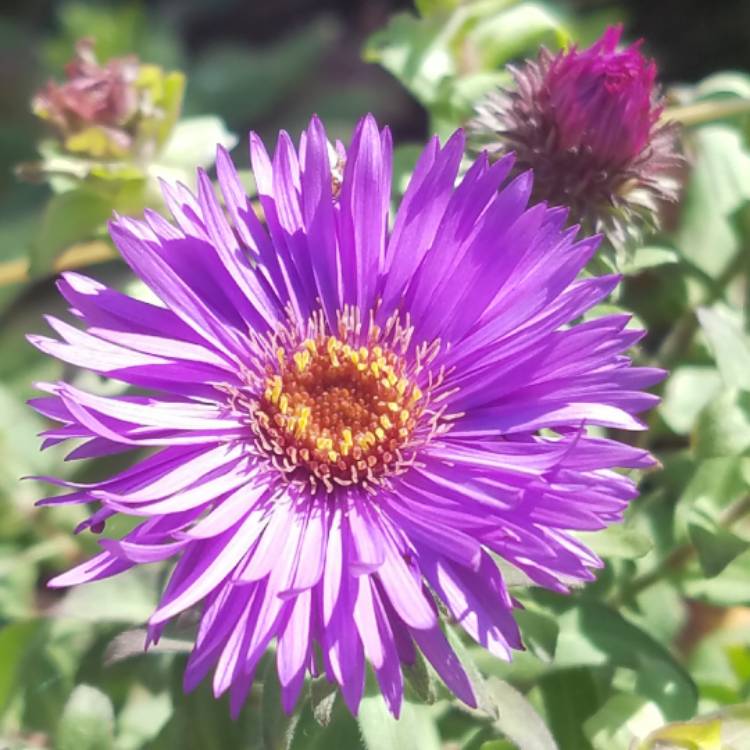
[32,39,141,156]
[472,25,681,250]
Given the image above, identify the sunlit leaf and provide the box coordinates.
[486,678,559,750]
[57,684,115,750]
[637,703,750,749]
[575,525,653,561]
[659,366,723,435]
[29,189,113,276]
[676,126,750,278]
[358,693,441,750]
[583,693,664,750]
[697,307,750,391]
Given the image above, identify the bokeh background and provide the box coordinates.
[3,2,750,749]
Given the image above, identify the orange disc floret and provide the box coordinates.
[255,336,422,491]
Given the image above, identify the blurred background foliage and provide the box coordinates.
[2,1,750,749]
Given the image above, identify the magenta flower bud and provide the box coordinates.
[473,25,681,250]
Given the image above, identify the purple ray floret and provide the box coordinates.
[29,114,662,717]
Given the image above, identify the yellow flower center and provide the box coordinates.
[255,335,422,491]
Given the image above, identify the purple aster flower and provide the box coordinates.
[30,114,661,718]
[472,25,681,250]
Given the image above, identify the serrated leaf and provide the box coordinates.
[697,308,750,391]
[57,684,114,750]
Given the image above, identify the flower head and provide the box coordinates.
[30,115,661,717]
[32,38,183,159]
[472,25,681,249]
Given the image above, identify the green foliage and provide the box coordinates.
[364,0,569,136]
[57,685,115,750]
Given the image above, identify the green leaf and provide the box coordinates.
[583,694,665,750]
[57,684,115,750]
[620,246,680,275]
[635,704,750,750]
[30,189,113,276]
[289,699,363,750]
[364,11,452,107]
[358,693,441,750]
[485,678,558,750]
[115,687,172,750]
[674,457,750,542]
[309,676,337,727]
[554,602,697,720]
[695,72,750,101]
[403,648,439,704]
[514,609,559,663]
[659,366,723,435]
[684,549,750,606]
[365,0,568,120]
[53,567,160,624]
[694,390,750,459]
[415,0,461,16]
[464,2,567,70]
[0,620,41,717]
[154,116,238,175]
[697,307,750,391]
[537,668,599,750]
[676,126,750,278]
[261,657,299,750]
[575,524,653,561]
[688,508,750,577]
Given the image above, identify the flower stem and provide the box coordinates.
[663,97,750,127]
[0,240,115,287]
